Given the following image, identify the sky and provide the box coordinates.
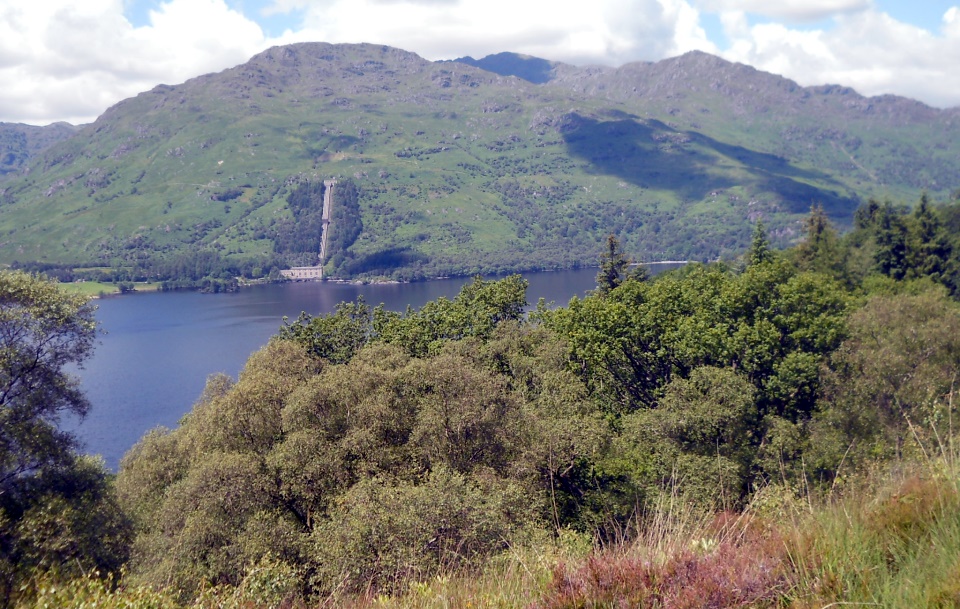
[1,0,958,125]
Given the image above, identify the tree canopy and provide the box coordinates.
[17,192,960,605]
[0,271,129,603]
[0,270,97,490]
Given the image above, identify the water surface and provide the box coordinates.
[71,266,678,468]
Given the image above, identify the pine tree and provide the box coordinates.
[596,234,631,295]
[748,221,772,266]
[874,203,909,280]
[796,205,844,277]
[907,192,951,281]
[853,199,881,230]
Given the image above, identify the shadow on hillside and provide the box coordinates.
[301,130,362,160]
[561,114,859,220]
[454,53,555,84]
[342,247,428,275]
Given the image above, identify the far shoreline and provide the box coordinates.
[60,260,691,299]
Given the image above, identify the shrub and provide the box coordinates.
[310,466,540,596]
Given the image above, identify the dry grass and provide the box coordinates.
[16,453,960,609]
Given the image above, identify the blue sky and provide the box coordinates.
[875,0,955,30]
[699,1,951,44]
[125,0,299,36]
[120,0,955,38]
[2,0,959,124]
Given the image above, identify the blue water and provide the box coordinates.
[69,266,679,469]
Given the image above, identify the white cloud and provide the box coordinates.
[0,0,269,125]
[3,0,960,124]
[667,0,718,56]
[720,7,960,108]
[944,6,960,36]
[273,0,712,65]
[696,0,870,22]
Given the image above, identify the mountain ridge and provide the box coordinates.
[0,122,83,180]
[0,42,956,281]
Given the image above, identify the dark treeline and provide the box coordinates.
[323,179,363,274]
[271,179,326,260]
[12,250,286,291]
[843,194,959,293]
[4,195,960,606]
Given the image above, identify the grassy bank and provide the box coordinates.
[57,281,162,298]
[16,452,960,609]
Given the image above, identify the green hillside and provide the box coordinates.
[0,122,80,179]
[1,43,957,281]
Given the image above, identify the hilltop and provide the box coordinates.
[0,122,81,179]
[0,42,958,281]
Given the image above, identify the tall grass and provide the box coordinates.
[15,449,960,608]
[786,463,960,608]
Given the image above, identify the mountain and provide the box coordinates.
[451,52,561,84]
[1,42,958,281]
[0,122,81,180]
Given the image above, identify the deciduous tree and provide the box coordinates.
[0,271,130,603]
[0,270,97,488]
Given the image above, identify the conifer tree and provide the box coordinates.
[748,221,772,266]
[853,198,881,230]
[796,205,844,278]
[874,203,909,280]
[907,192,951,281]
[596,234,631,295]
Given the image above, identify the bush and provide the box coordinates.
[310,466,540,595]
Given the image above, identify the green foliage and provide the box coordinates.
[117,340,319,596]
[907,193,952,281]
[595,234,631,295]
[373,274,528,357]
[543,261,849,417]
[451,325,610,527]
[642,367,758,502]
[795,204,845,279]
[0,271,130,604]
[748,220,772,266]
[543,260,852,502]
[310,467,537,595]
[272,179,326,257]
[193,556,301,609]
[277,275,528,362]
[14,570,179,609]
[0,271,97,484]
[874,202,911,280]
[278,298,370,364]
[845,195,959,295]
[1,459,132,606]
[118,277,607,599]
[324,179,363,272]
[811,288,960,473]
